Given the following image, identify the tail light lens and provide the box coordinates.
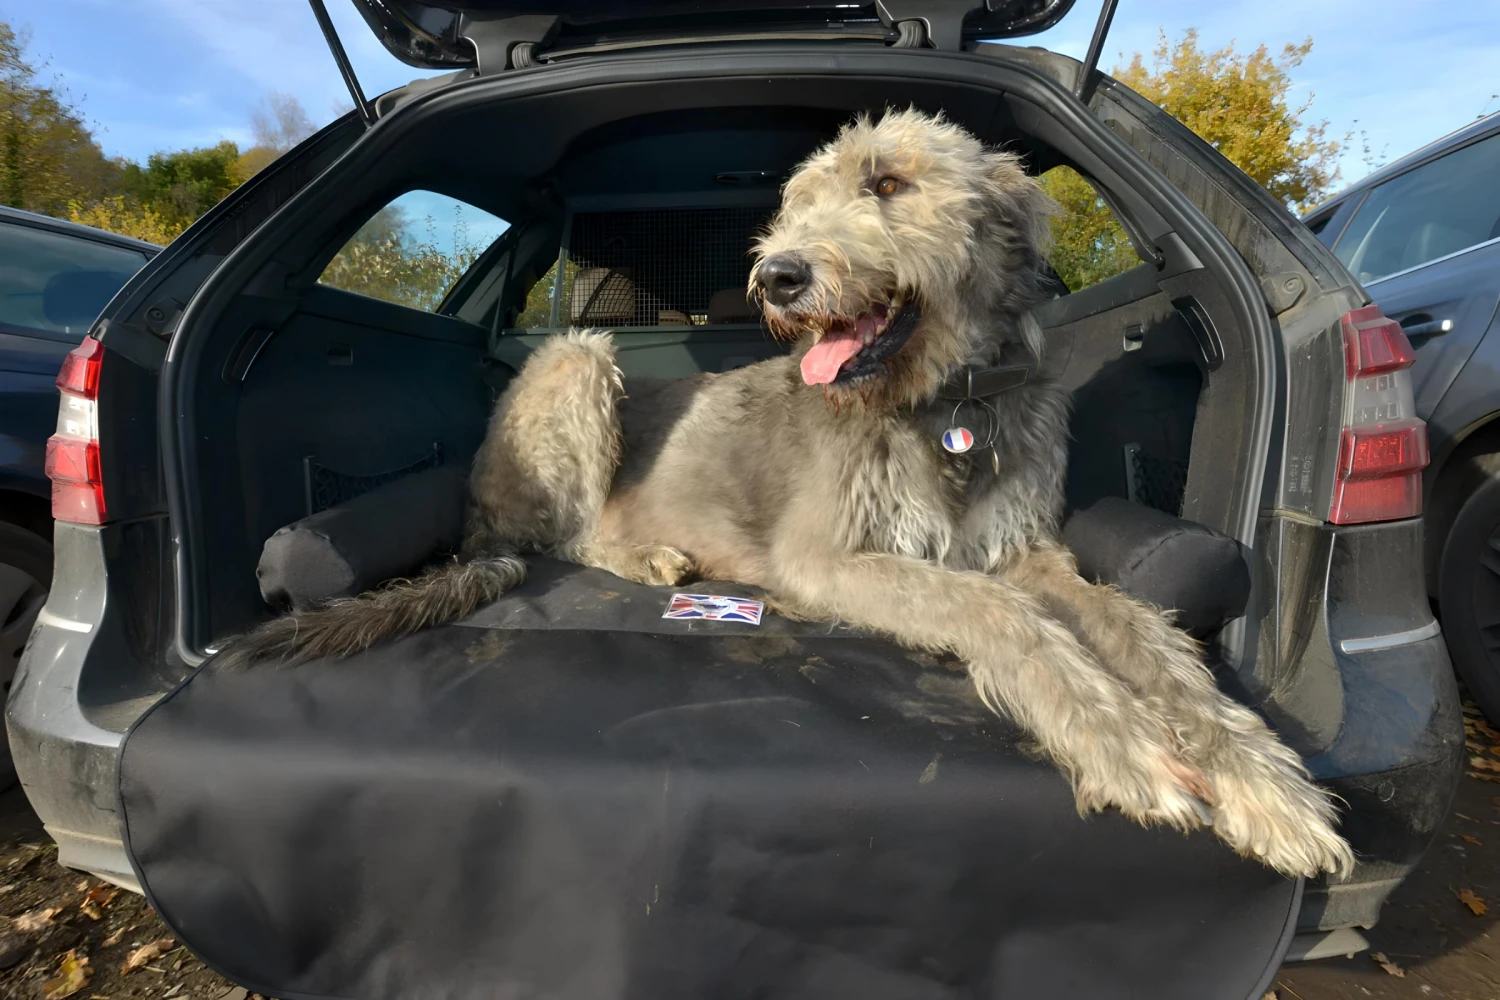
[1328,307,1428,524]
[46,337,106,525]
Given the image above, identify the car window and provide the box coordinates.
[0,223,150,336]
[318,190,510,312]
[1333,131,1500,283]
[1304,209,1340,250]
[1038,166,1143,292]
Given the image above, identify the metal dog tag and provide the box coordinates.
[942,426,974,454]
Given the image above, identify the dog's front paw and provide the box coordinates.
[1210,771,1355,880]
[638,546,695,587]
[1072,746,1213,834]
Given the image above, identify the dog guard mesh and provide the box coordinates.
[560,207,772,327]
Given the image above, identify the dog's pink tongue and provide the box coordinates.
[800,329,864,385]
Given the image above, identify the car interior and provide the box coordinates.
[173,79,1251,657]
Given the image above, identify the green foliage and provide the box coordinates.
[513,258,578,328]
[1045,28,1343,292]
[319,206,484,312]
[119,141,242,234]
[1038,167,1138,292]
[0,23,117,216]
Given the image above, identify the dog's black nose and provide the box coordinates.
[757,254,812,307]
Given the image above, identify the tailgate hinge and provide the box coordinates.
[875,1,983,51]
[460,14,560,74]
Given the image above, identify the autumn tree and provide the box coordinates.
[1042,29,1343,291]
[0,23,117,216]
[234,90,317,182]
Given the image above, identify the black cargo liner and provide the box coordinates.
[120,558,1297,1000]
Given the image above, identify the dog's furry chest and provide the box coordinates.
[834,423,965,563]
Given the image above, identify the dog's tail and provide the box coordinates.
[212,553,527,671]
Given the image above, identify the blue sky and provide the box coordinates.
[8,0,1500,209]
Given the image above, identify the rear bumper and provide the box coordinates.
[5,520,174,891]
[1296,633,1464,934]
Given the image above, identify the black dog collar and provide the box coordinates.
[935,362,1033,401]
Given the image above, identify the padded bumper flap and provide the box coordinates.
[1063,497,1251,636]
[257,464,467,610]
[121,560,1297,1000]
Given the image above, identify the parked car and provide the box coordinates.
[5,1,1463,994]
[0,206,156,782]
[1302,112,1500,724]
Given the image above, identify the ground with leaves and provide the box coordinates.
[0,786,255,1000]
[1271,701,1500,999]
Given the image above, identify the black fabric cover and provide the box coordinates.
[256,464,468,610]
[1063,497,1252,637]
[120,559,1297,1000]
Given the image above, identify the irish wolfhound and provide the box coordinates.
[220,109,1353,879]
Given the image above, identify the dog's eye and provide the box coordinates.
[875,177,903,197]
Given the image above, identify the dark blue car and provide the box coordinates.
[0,205,156,778]
[1303,112,1500,721]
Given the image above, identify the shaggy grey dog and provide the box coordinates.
[219,109,1353,879]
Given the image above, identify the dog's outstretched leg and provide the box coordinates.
[770,544,1212,834]
[1006,542,1354,879]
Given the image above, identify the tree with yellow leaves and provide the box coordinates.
[1043,29,1343,291]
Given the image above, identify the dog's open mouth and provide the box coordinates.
[799,296,922,387]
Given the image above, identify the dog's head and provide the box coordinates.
[750,108,1055,407]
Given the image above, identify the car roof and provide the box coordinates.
[0,204,161,254]
[1304,110,1500,218]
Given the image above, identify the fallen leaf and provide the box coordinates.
[1470,756,1500,772]
[164,984,182,998]
[1477,719,1500,742]
[120,937,174,974]
[10,906,61,932]
[1463,834,1484,847]
[1464,701,1483,716]
[1262,992,1279,1000]
[1467,771,1500,783]
[42,949,93,999]
[1457,812,1480,823]
[78,886,118,921]
[74,880,89,893]
[1458,888,1488,916]
[1370,951,1406,977]
[100,925,128,948]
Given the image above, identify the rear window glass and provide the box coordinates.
[1333,132,1500,283]
[0,223,149,336]
[515,206,773,330]
[319,190,510,312]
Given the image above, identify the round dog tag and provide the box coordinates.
[942,426,974,454]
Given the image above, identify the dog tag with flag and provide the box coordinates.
[942,426,974,454]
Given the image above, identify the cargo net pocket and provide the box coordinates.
[1124,443,1188,516]
[303,442,444,515]
[563,207,773,327]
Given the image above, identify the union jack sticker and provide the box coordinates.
[662,593,765,625]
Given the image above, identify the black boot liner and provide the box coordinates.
[119,555,1298,1000]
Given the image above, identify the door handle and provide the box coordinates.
[1400,317,1453,339]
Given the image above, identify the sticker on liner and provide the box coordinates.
[662,593,765,625]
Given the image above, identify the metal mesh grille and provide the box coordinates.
[303,443,444,515]
[1124,443,1188,517]
[563,207,772,326]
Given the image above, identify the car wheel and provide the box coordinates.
[0,520,52,788]
[1439,459,1500,723]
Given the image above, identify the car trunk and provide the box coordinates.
[117,45,1309,999]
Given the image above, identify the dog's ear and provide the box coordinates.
[984,151,1058,257]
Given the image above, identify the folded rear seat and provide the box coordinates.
[117,469,1292,1000]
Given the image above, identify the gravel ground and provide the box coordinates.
[0,707,1495,999]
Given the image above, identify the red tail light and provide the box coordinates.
[1328,308,1428,525]
[46,337,107,525]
